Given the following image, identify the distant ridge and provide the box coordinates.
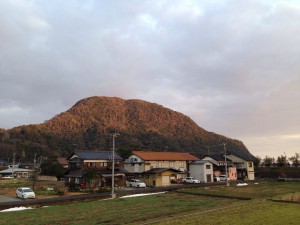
[0,96,255,161]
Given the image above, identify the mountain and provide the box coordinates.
[0,96,255,161]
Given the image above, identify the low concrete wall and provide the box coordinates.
[37,175,57,181]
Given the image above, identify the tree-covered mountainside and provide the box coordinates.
[0,96,255,161]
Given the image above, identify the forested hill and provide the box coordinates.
[0,96,255,161]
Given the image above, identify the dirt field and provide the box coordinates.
[0,179,83,199]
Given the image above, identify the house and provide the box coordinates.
[143,168,182,186]
[189,160,214,183]
[0,164,34,179]
[201,155,237,181]
[64,150,127,189]
[225,154,255,180]
[124,150,199,185]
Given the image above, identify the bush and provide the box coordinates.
[56,189,65,195]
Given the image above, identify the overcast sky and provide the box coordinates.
[1,0,299,158]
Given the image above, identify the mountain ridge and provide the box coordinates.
[0,96,255,161]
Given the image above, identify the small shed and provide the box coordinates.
[189,160,214,183]
[142,168,182,187]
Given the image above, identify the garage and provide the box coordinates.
[162,175,170,186]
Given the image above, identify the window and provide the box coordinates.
[206,165,211,169]
[249,162,253,167]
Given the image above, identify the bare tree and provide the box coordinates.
[32,155,43,190]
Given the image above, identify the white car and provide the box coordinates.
[219,175,230,181]
[126,179,146,188]
[183,177,200,184]
[16,187,36,199]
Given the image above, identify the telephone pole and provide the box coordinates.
[223,143,229,186]
[111,133,119,199]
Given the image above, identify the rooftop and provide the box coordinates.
[132,151,199,161]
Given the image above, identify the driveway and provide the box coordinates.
[0,194,20,203]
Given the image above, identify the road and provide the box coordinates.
[0,194,20,203]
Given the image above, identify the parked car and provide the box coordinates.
[214,176,221,182]
[182,177,200,184]
[219,175,230,181]
[126,179,146,188]
[16,187,36,199]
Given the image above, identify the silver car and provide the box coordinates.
[183,177,200,184]
[16,187,36,199]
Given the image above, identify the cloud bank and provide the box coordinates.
[0,0,299,157]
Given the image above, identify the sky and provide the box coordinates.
[0,0,299,159]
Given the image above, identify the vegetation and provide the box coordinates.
[0,96,253,161]
[0,181,299,224]
[274,192,300,202]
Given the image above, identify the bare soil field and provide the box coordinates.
[0,179,83,199]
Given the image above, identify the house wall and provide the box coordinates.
[245,162,255,180]
[228,167,237,180]
[189,162,213,183]
[143,170,176,187]
[144,160,187,172]
[124,155,188,174]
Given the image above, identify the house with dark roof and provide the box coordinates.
[64,150,127,189]
[201,153,255,180]
[124,150,199,185]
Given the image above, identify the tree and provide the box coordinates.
[289,153,300,167]
[84,168,98,190]
[276,155,288,167]
[262,156,275,167]
[41,160,64,179]
[32,156,43,191]
[254,156,262,167]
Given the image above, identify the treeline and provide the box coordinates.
[256,153,300,167]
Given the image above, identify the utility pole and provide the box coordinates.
[223,143,229,186]
[12,153,16,178]
[111,133,119,199]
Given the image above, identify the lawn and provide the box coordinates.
[0,181,299,225]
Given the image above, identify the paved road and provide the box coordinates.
[0,194,20,203]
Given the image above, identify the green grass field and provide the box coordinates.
[0,181,299,225]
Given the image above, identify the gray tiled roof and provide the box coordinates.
[73,150,123,161]
[202,155,232,162]
[143,168,181,174]
[190,160,212,165]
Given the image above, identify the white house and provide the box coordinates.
[189,160,214,183]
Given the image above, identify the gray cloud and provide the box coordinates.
[0,0,299,157]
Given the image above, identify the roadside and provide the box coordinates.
[0,179,84,201]
[0,194,20,202]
